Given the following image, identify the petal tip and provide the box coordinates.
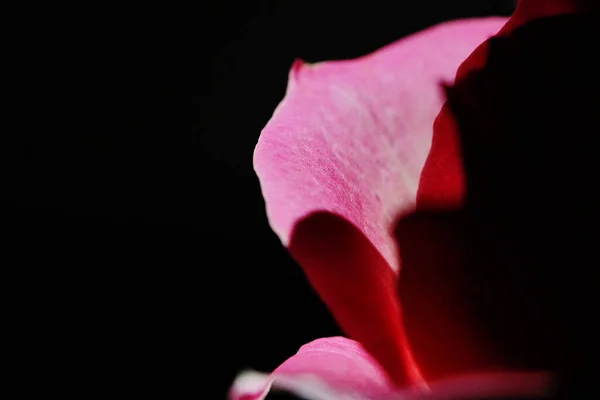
[229,370,273,400]
[290,58,306,81]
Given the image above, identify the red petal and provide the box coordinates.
[254,18,506,386]
[395,211,501,380]
[417,0,588,209]
[290,213,422,386]
[410,0,594,383]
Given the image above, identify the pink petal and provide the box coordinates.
[229,337,395,400]
[229,337,553,400]
[255,17,506,270]
[254,18,506,386]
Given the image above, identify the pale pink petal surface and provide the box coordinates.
[229,337,395,400]
[253,18,507,385]
[229,337,553,400]
[254,17,506,272]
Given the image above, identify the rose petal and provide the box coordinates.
[255,17,506,270]
[290,212,421,386]
[396,371,554,399]
[420,4,598,391]
[229,337,395,400]
[254,18,506,385]
[395,211,502,380]
[417,0,589,208]
[229,338,553,400]
[411,0,595,384]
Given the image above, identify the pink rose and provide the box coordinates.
[230,1,594,398]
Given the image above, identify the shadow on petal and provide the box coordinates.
[395,210,502,381]
[288,211,422,387]
[420,11,599,395]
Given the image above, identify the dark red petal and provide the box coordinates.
[417,0,590,210]
[410,0,597,385]
[395,211,501,380]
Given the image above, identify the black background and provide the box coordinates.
[10,1,515,397]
